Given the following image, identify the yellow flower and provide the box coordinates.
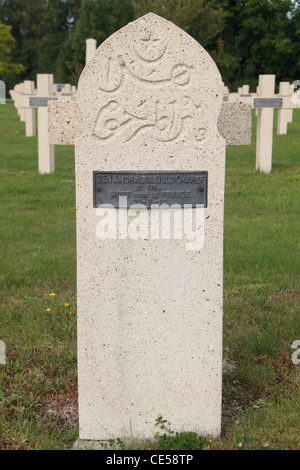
[238,442,243,447]
[69,311,72,315]
[46,308,51,312]
[64,303,69,307]
[49,293,56,296]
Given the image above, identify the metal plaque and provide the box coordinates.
[223,96,229,102]
[93,171,208,208]
[240,94,252,97]
[254,98,282,109]
[29,97,57,107]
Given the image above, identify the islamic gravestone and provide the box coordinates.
[76,13,225,441]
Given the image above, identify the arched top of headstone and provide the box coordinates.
[77,13,223,149]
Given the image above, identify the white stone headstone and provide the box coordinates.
[277,81,291,135]
[0,80,6,104]
[241,84,249,95]
[76,13,225,441]
[287,83,293,123]
[0,341,5,365]
[36,74,55,174]
[85,38,97,65]
[24,80,36,137]
[256,74,275,173]
[15,83,26,121]
[63,83,72,94]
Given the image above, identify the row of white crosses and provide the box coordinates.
[9,39,253,177]
[12,42,297,177]
[10,78,76,135]
[53,72,293,178]
[237,80,294,132]
[238,78,294,134]
[252,76,296,173]
[224,75,298,173]
[8,38,97,174]
[9,75,77,173]
[10,80,36,136]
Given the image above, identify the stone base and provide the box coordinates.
[73,439,124,450]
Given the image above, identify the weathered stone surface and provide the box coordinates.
[218,102,252,146]
[48,101,251,146]
[48,101,84,145]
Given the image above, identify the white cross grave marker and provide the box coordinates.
[255,75,276,173]
[24,80,36,137]
[277,81,292,135]
[0,80,6,104]
[287,83,293,124]
[35,74,56,174]
[238,75,297,173]
[0,340,5,365]
[10,75,77,174]
[86,38,97,65]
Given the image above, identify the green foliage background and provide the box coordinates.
[0,22,23,78]
[0,0,299,92]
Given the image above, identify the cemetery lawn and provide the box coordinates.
[0,101,299,450]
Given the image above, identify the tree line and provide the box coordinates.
[1,0,299,93]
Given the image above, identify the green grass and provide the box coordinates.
[0,102,299,450]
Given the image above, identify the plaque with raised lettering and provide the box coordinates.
[254,98,282,109]
[93,171,208,208]
[29,97,57,107]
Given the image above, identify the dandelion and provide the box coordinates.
[238,442,243,448]
[49,293,56,296]
[64,303,69,307]
[69,311,72,315]
[46,308,51,312]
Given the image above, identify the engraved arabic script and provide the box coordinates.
[94,96,206,143]
[93,17,207,144]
